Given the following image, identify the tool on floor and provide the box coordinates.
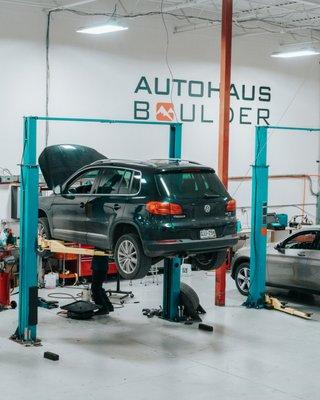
[265,294,313,320]
[38,297,59,309]
[198,323,213,332]
[44,351,59,361]
[142,306,163,318]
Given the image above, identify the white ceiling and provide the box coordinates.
[1,0,320,41]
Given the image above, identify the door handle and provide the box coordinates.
[297,252,306,257]
[113,204,121,211]
[79,202,86,208]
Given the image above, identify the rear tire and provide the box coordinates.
[114,233,151,280]
[234,261,250,296]
[191,250,227,271]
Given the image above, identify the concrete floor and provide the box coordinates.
[1,271,319,400]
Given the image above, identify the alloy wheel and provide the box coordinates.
[237,266,250,294]
[117,240,138,274]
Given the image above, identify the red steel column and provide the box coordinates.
[215,0,233,306]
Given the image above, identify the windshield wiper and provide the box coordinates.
[203,193,220,199]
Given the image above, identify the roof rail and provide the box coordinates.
[148,158,202,165]
[90,158,108,165]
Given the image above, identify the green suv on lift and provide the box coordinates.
[38,145,238,280]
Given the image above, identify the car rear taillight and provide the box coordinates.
[146,201,183,215]
[226,199,236,212]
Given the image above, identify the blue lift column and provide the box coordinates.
[17,117,39,341]
[162,123,183,321]
[244,126,269,308]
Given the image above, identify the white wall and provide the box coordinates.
[0,5,319,232]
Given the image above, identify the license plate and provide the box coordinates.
[200,229,217,240]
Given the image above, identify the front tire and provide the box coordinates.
[38,217,52,256]
[114,233,151,280]
[38,217,51,240]
[235,261,250,296]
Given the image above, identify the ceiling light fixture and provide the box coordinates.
[77,24,128,35]
[271,49,320,58]
[271,43,320,58]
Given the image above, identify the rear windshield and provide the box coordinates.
[156,170,229,199]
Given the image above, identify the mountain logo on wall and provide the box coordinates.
[156,102,174,121]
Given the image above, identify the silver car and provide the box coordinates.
[231,226,320,296]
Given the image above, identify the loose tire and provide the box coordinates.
[191,250,227,271]
[235,261,250,296]
[114,233,151,280]
[180,282,200,317]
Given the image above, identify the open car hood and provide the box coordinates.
[39,144,106,190]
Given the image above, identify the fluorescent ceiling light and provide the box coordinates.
[271,49,320,58]
[77,24,128,35]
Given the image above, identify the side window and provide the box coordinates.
[130,171,141,194]
[118,170,133,194]
[97,168,135,195]
[66,169,100,195]
[284,232,317,250]
[96,168,124,194]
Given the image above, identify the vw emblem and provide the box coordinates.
[204,204,211,214]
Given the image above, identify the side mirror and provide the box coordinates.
[53,185,61,195]
[275,243,285,254]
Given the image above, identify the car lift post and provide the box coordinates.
[16,117,39,342]
[16,116,183,343]
[245,125,320,308]
[162,124,182,321]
